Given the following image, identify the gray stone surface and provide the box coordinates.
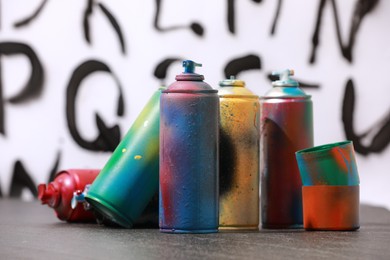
[0,199,389,259]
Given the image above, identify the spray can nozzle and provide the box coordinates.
[38,184,60,207]
[219,75,245,88]
[272,69,299,87]
[71,184,92,210]
[183,60,202,73]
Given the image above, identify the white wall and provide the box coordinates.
[0,0,389,209]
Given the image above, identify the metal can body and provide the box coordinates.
[38,169,99,222]
[85,88,163,228]
[218,78,260,231]
[260,70,313,229]
[159,61,219,233]
[260,97,313,228]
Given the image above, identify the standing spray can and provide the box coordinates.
[85,87,164,228]
[38,169,99,222]
[218,76,260,231]
[260,69,313,229]
[159,60,219,233]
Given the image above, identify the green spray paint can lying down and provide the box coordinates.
[85,87,165,228]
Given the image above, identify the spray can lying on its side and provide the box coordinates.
[159,60,219,233]
[72,185,159,227]
[85,87,164,228]
[38,169,99,222]
[218,76,260,231]
[260,69,313,229]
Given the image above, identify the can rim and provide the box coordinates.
[162,89,218,94]
[260,95,311,100]
[296,141,352,156]
[85,193,134,228]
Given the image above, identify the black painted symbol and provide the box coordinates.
[224,54,261,78]
[9,151,60,198]
[227,0,263,34]
[153,57,183,85]
[270,0,282,35]
[0,42,44,135]
[10,161,38,197]
[13,0,49,28]
[342,79,390,155]
[83,0,126,54]
[66,60,124,152]
[309,0,379,63]
[48,151,61,182]
[154,0,204,37]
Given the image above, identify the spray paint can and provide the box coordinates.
[85,87,164,228]
[73,184,159,227]
[159,60,219,233]
[260,69,313,229]
[218,76,260,231]
[38,169,99,222]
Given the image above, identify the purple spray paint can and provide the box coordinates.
[260,69,313,229]
[159,60,219,233]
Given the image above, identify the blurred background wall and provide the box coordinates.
[0,0,389,209]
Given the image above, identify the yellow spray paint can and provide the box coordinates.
[218,76,260,231]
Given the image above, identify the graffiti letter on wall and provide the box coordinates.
[227,0,262,34]
[270,0,282,35]
[9,152,60,198]
[66,60,124,152]
[153,57,183,85]
[0,42,44,135]
[83,0,126,54]
[309,0,379,64]
[9,161,38,197]
[154,0,204,36]
[13,0,49,28]
[224,54,261,78]
[342,79,390,155]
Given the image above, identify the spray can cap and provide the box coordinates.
[272,69,299,87]
[38,184,60,207]
[182,60,202,73]
[262,69,309,98]
[174,60,205,82]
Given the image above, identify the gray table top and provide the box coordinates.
[0,199,389,260]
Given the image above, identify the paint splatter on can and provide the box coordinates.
[260,69,313,229]
[218,76,260,231]
[159,60,219,233]
[295,141,359,186]
[85,87,164,228]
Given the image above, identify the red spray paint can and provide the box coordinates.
[38,169,99,222]
[260,70,313,229]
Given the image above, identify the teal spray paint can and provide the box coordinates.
[85,87,164,228]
